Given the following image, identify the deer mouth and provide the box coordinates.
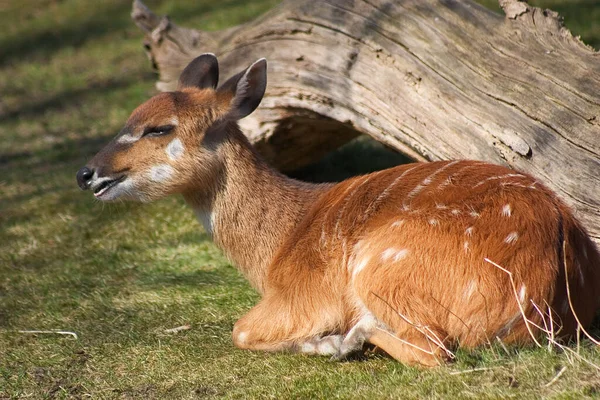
[93,176,126,198]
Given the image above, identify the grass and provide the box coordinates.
[0,0,599,398]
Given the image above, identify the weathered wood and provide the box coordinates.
[131,0,600,244]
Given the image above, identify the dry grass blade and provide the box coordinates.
[448,367,497,375]
[544,366,567,387]
[18,330,78,339]
[484,258,542,347]
[371,292,456,359]
[562,241,600,346]
[164,325,192,334]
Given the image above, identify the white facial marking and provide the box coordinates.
[465,227,474,236]
[166,138,185,161]
[149,164,174,182]
[518,285,526,303]
[505,232,519,244]
[502,204,512,217]
[117,134,138,144]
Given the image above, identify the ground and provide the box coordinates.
[1,0,599,398]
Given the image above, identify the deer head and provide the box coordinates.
[76,54,267,202]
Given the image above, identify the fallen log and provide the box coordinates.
[130,0,600,244]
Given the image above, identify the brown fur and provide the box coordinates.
[81,59,600,367]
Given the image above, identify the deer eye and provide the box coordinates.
[142,125,175,137]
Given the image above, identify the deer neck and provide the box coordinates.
[183,123,330,294]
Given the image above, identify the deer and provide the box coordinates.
[76,54,600,367]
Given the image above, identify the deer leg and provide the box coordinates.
[333,313,450,367]
[232,295,342,355]
[295,335,344,355]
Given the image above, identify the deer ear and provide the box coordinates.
[178,53,219,90]
[217,58,267,119]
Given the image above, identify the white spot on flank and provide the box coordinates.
[391,219,405,228]
[502,204,512,217]
[464,241,470,253]
[381,248,409,262]
[518,285,526,303]
[469,211,480,218]
[435,203,447,209]
[149,164,174,182]
[451,209,461,216]
[166,138,185,160]
[381,248,396,261]
[465,227,474,236]
[473,173,526,188]
[504,232,519,244]
[465,280,477,299]
[402,161,460,209]
[352,256,371,279]
[393,249,409,262]
[429,218,438,226]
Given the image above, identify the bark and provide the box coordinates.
[131,0,600,244]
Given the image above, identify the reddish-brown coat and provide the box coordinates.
[81,55,600,366]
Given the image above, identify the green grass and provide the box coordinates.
[1,0,599,398]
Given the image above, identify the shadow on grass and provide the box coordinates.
[0,75,142,125]
[0,1,133,67]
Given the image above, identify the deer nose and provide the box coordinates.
[76,166,94,190]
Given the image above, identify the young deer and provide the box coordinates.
[77,54,600,366]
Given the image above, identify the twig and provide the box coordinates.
[495,336,511,356]
[562,241,600,346]
[484,258,542,347]
[371,292,455,359]
[449,367,496,375]
[18,330,78,339]
[544,366,567,387]
[164,324,191,333]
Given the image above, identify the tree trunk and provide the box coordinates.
[131,0,600,244]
